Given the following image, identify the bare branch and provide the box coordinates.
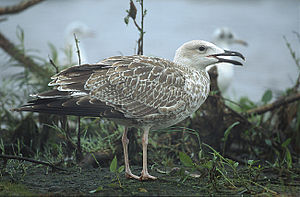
[246,92,300,116]
[0,0,44,15]
[74,33,82,65]
[76,116,83,162]
[0,154,66,171]
[283,35,300,91]
[125,0,145,55]
[49,56,59,74]
[138,0,145,55]
[132,18,142,32]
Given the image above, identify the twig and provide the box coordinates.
[76,116,83,162]
[125,0,145,55]
[48,55,59,73]
[0,0,44,15]
[74,33,82,65]
[212,93,243,108]
[283,35,300,91]
[249,180,278,195]
[133,18,142,32]
[0,154,66,171]
[284,34,300,91]
[246,92,300,116]
[74,34,83,161]
[60,115,75,158]
[137,0,145,55]
[0,31,50,79]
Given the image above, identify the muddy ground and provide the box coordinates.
[1,162,300,196]
[1,165,208,196]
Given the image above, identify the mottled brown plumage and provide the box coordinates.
[14,40,244,180]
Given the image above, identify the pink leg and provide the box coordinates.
[122,127,139,179]
[140,127,157,180]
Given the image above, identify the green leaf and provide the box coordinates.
[239,96,257,111]
[16,25,25,44]
[16,25,25,51]
[285,149,292,168]
[89,186,103,193]
[226,158,237,167]
[265,139,272,146]
[223,121,240,142]
[247,160,254,166]
[178,167,185,176]
[233,162,239,168]
[179,152,193,167]
[281,138,291,148]
[107,183,119,188]
[209,90,219,96]
[261,90,273,104]
[247,159,259,167]
[118,165,125,173]
[198,150,203,159]
[139,188,148,193]
[110,156,117,173]
[124,16,129,25]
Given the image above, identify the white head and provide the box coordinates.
[174,40,244,70]
[213,27,248,48]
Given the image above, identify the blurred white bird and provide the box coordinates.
[64,21,94,65]
[209,27,247,94]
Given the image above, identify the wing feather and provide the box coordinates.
[16,55,189,120]
[85,56,187,118]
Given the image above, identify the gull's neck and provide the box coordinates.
[173,50,206,71]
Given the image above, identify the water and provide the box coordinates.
[0,0,299,101]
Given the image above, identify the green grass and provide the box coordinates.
[0,182,35,197]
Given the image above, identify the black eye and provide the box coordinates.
[198,46,206,52]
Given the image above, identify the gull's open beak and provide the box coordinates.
[210,50,245,66]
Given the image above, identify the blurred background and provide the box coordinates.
[0,0,299,101]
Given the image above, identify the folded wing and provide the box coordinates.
[15,56,187,120]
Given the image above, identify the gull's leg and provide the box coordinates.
[140,126,157,180]
[122,127,139,179]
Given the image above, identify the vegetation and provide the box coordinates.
[0,0,299,196]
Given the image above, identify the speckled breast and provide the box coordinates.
[148,70,210,130]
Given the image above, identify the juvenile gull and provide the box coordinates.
[14,40,244,180]
[210,27,247,93]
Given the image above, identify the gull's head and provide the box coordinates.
[174,40,245,70]
[213,27,248,47]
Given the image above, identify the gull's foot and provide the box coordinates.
[139,171,157,181]
[125,172,140,180]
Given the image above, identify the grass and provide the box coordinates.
[1,151,299,195]
[0,181,35,197]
